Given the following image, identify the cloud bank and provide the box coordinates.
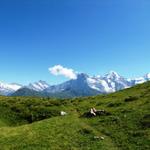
[49,65,77,79]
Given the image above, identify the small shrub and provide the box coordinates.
[96,102,103,106]
[129,131,145,137]
[124,96,138,102]
[140,114,150,128]
[107,102,122,107]
[79,126,94,135]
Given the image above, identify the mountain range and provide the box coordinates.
[1,71,150,97]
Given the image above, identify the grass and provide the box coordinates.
[0,81,150,149]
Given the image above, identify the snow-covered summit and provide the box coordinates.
[0,81,22,95]
[104,71,122,80]
[26,80,50,91]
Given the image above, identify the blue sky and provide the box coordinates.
[0,0,150,85]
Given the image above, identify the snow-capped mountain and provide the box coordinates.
[44,73,100,97]
[2,71,150,97]
[44,71,131,96]
[45,71,150,97]
[26,80,50,91]
[100,71,131,91]
[45,73,88,93]
[0,80,49,96]
[0,81,22,95]
[129,73,150,85]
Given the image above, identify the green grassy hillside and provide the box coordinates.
[0,81,150,150]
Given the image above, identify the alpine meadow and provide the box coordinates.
[0,0,150,150]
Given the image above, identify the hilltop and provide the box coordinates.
[0,81,149,149]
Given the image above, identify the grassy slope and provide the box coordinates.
[0,82,150,150]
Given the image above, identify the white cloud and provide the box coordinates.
[49,65,77,79]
